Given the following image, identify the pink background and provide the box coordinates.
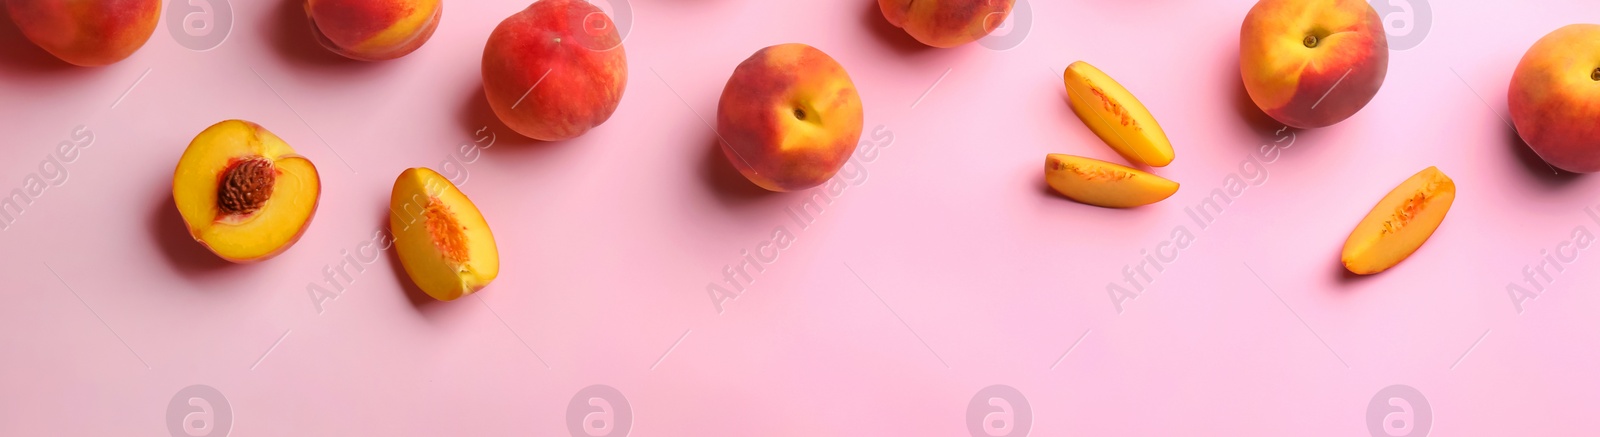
[4,0,1600,435]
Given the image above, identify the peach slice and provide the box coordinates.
[389,167,498,301]
[1341,166,1456,275]
[1063,61,1175,167]
[173,120,321,263]
[1045,154,1179,208]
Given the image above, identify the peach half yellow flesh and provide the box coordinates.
[173,120,321,263]
[389,167,498,301]
[1341,166,1455,275]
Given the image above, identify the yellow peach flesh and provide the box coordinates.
[173,120,321,263]
[389,167,499,301]
[1045,154,1179,208]
[1063,61,1175,167]
[1341,166,1455,275]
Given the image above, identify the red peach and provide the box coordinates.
[1509,24,1600,173]
[482,0,627,141]
[6,0,161,66]
[717,43,864,192]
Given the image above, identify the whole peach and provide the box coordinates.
[717,43,864,192]
[878,0,1014,48]
[304,0,441,61]
[1240,0,1388,128]
[482,0,627,141]
[1509,24,1600,173]
[6,0,160,66]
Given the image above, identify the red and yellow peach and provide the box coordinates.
[1239,0,1388,128]
[1508,24,1600,173]
[6,0,161,66]
[304,0,441,61]
[877,0,1014,48]
[716,43,864,192]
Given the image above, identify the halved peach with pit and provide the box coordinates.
[389,167,498,301]
[1341,166,1456,275]
[173,120,321,263]
[1045,154,1179,208]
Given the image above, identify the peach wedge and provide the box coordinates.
[389,167,498,301]
[1063,61,1175,167]
[173,120,321,263]
[1045,154,1179,208]
[1341,167,1456,275]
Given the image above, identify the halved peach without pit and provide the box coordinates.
[174,120,320,263]
[1341,166,1456,275]
[1045,154,1179,208]
[389,167,499,301]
